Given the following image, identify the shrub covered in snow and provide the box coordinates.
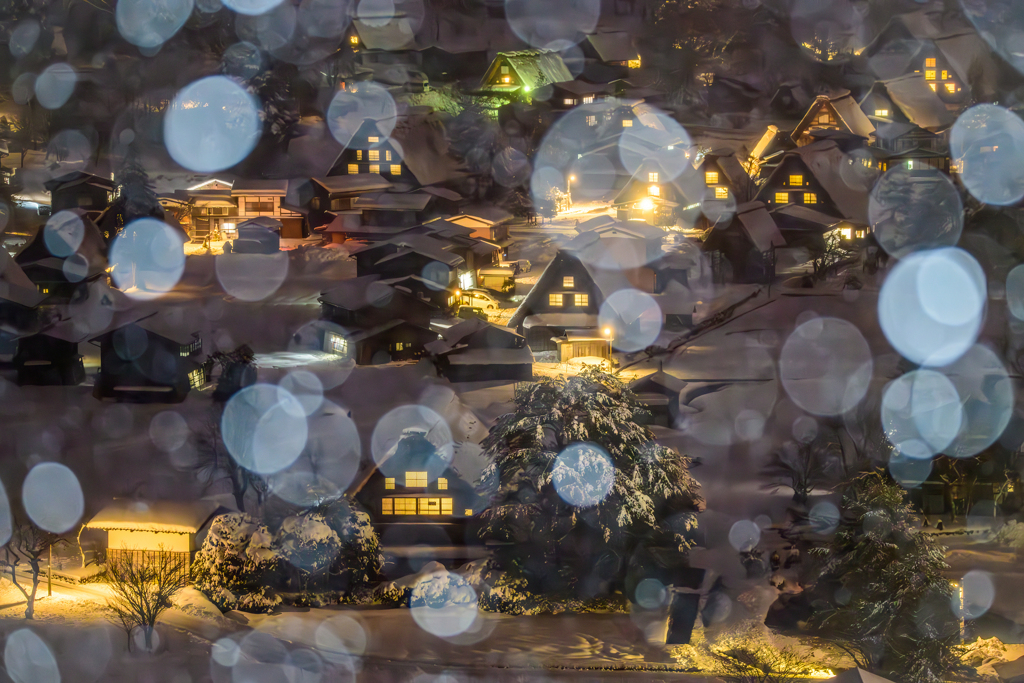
[994,518,1024,552]
[191,513,282,613]
[479,368,705,595]
[316,498,384,593]
[277,513,341,591]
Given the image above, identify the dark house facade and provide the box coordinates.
[92,317,204,403]
[426,318,533,383]
[14,333,85,386]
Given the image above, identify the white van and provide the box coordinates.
[459,289,501,310]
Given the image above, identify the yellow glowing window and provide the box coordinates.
[628,57,641,69]
[384,478,395,490]
[622,119,633,127]
[648,184,660,196]
[774,192,789,204]
[856,229,865,238]
[789,175,803,186]
[385,150,392,161]
[368,136,379,143]
[586,115,597,126]
[502,76,511,83]
[925,57,936,67]
[369,164,379,174]
[925,70,936,80]
[946,83,957,93]
[369,150,380,161]
[715,187,728,199]
[442,498,452,515]
[705,171,719,184]
[406,471,427,487]
[929,83,937,92]
[390,165,402,175]
[874,109,889,117]
[563,98,575,106]
[549,293,563,307]
[393,498,417,515]
[349,35,359,45]
[648,172,659,182]
[582,95,594,104]
[326,333,348,355]
[356,150,363,160]
[437,478,448,490]
[803,192,817,204]
[347,164,359,174]
[941,70,948,80]
[382,499,393,514]
[574,293,589,307]
[419,498,442,514]
[464,508,473,516]
[840,227,853,240]
[562,276,574,288]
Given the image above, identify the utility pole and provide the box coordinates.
[47,545,51,597]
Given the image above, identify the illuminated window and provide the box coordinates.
[406,471,428,487]
[385,150,392,161]
[816,112,832,125]
[705,171,718,184]
[562,276,574,288]
[929,83,937,92]
[628,57,641,69]
[622,119,633,127]
[586,115,597,126]
[349,34,359,45]
[925,70,936,80]
[774,192,789,204]
[502,76,511,83]
[442,498,452,515]
[648,184,660,196]
[549,293,563,307]
[356,150,363,161]
[874,109,889,117]
[326,332,349,356]
[390,165,402,175]
[574,293,589,307]
[803,193,817,204]
[188,368,204,389]
[649,172,659,182]
[946,83,957,93]
[500,66,509,74]
[368,136,379,143]
[385,478,395,490]
[369,164,379,174]
[563,98,575,106]
[582,95,594,104]
[437,478,448,490]
[941,70,948,80]
[925,57,936,67]
[369,150,379,161]
[393,498,417,514]
[789,175,803,186]
[419,498,441,514]
[856,229,865,238]
[382,499,393,514]
[465,508,473,516]
[840,227,853,240]
[347,164,359,174]
[715,187,728,199]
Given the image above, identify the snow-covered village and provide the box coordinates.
[5,0,1024,681]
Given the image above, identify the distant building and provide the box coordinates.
[231,179,306,239]
[702,202,786,284]
[14,332,85,386]
[44,171,114,217]
[352,234,468,289]
[628,369,688,427]
[790,94,875,147]
[478,49,573,96]
[92,314,204,403]
[15,209,107,304]
[756,141,869,224]
[860,74,953,173]
[305,175,392,233]
[426,317,533,382]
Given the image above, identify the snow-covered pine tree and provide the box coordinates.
[809,470,967,683]
[478,367,704,595]
[108,144,162,242]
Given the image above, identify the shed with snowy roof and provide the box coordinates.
[479,49,573,94]
[84,499,225,576]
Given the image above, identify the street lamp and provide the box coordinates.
[567,175,576,208]
[603,326,613,357]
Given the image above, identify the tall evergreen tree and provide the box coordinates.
[810,471,967,683]
[479,368,704,595]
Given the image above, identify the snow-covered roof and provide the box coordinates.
[86,499,222,534]
[629,369,688,396]
[772,204,843,228]
[0,257,46,308]
[238,216,283,230]
[231,179,288,196]
[794,142,869,223]
[311,175,391,195]
[353,17,419,51]
[319,274,391,311]
[863,74,954,130]
[136,312,200,346]
[485,49,573,90]
[352,192,432,211]
[735,202,786,252]
[522,313,599,329]
[584,32,637,63]
[390,116,464,187]
[425,317,522,355]
[43,171,113,193]
[793,95,874,143]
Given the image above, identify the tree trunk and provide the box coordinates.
[144,625,154,651]
[25,564,39,619]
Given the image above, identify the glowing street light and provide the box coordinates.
[567,174,576,208]
[639,197,654,212]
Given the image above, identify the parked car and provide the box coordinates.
[457,306,488,321]
[476,266,516,292]
[459,289,501,310]
[501,259,531,274]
